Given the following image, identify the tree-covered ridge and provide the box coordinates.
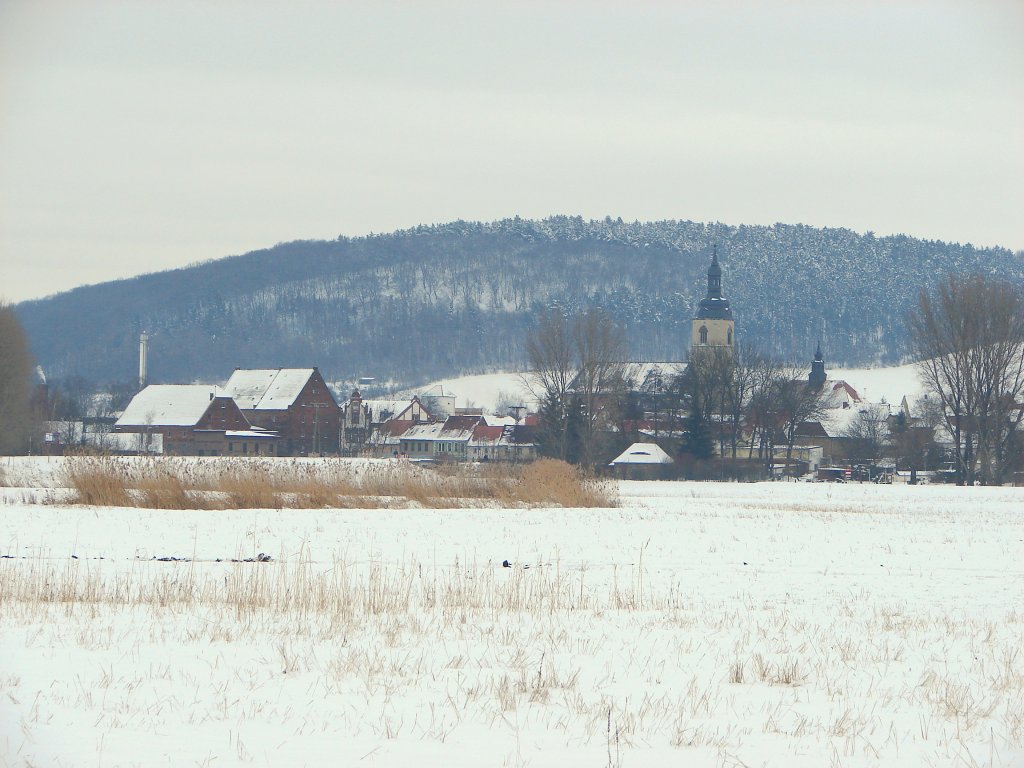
[15,216,1023,389]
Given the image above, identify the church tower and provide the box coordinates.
[691,245,734,355]
[808,342,827,388]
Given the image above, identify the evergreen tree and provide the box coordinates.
[681,408,714,461]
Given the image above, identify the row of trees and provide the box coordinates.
[525,308,831,476]
[526,274,1024,484]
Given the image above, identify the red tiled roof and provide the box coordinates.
[472,424,504,441]
[442,415,483,432]
[382,420,416,436]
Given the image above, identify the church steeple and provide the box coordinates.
[696,245,732,321]
[691,245,735,355]
[808,342,827,388]
[707,244,722,298]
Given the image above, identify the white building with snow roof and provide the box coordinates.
[115,384,276,456]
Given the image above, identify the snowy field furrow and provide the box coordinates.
[1,468,1022,767]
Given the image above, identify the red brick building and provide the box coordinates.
[224,368,341,455]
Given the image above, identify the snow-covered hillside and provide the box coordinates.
[19,218,1023,385]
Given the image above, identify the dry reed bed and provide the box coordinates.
[0,553,637,616]
[59,456,617,509]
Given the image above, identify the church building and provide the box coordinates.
[691,245,734,355]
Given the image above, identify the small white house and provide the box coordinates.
[609,442,675,479]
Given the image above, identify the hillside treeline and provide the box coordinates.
[15,216,1024,389]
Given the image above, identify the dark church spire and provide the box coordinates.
[809,342,827,388]
[696,244,732,320]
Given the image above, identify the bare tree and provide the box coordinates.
[721,343,763,461]
[525,308,575,461]
[0,303,35,454]
[571,308,631,467]
[526,307,629,466]
[745,355,785,472]
[774,366,828,464]
[842,403,891,467]
[909,275,1024,484]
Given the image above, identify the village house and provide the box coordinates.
[338,388,372,456]
[467,417,539,462]
[223,368,341,456]
[365,396,435,456]
[115,384,277,456]
[398,414,481,461]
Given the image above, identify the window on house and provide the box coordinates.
[228,442,234,452]
[699,326,708,344]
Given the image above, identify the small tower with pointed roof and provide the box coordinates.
[808,342,827,388]
[691,245,735,355]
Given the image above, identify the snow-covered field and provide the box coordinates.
[1,461,1022,767]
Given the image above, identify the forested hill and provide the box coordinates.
[16,217,1024,389]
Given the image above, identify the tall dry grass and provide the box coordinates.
[58,457,618,510]
[63,460,133,507]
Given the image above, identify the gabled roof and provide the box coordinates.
[471,424,505,445]
[821,379,862,408]
[609,442,674,465]
[399,415,482,443]
[116,385,224,427]
[224,368,316,410]
[442,415,483,433]
[397,422,448,441]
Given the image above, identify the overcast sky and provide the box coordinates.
[1,0,1022,303]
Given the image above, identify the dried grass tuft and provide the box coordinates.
[63,458,133,507]
[516,459,618,508]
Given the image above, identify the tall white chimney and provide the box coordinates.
[138,331,149,390]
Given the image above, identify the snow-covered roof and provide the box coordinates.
[482,414,517,426]
[609,442,674,465]
[116,385,223,427]
[224,369,315,410]
[631,362,685,388]
[820,379,862,409]
[398,423,448,442]
[398,416,481,443]
[810,401,891,437]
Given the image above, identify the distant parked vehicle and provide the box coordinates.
[816,467,848,483]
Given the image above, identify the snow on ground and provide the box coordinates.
[1,467,1022,767]
[399,371,537,411]
[406,363,924,412]
[831,362,924,405]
